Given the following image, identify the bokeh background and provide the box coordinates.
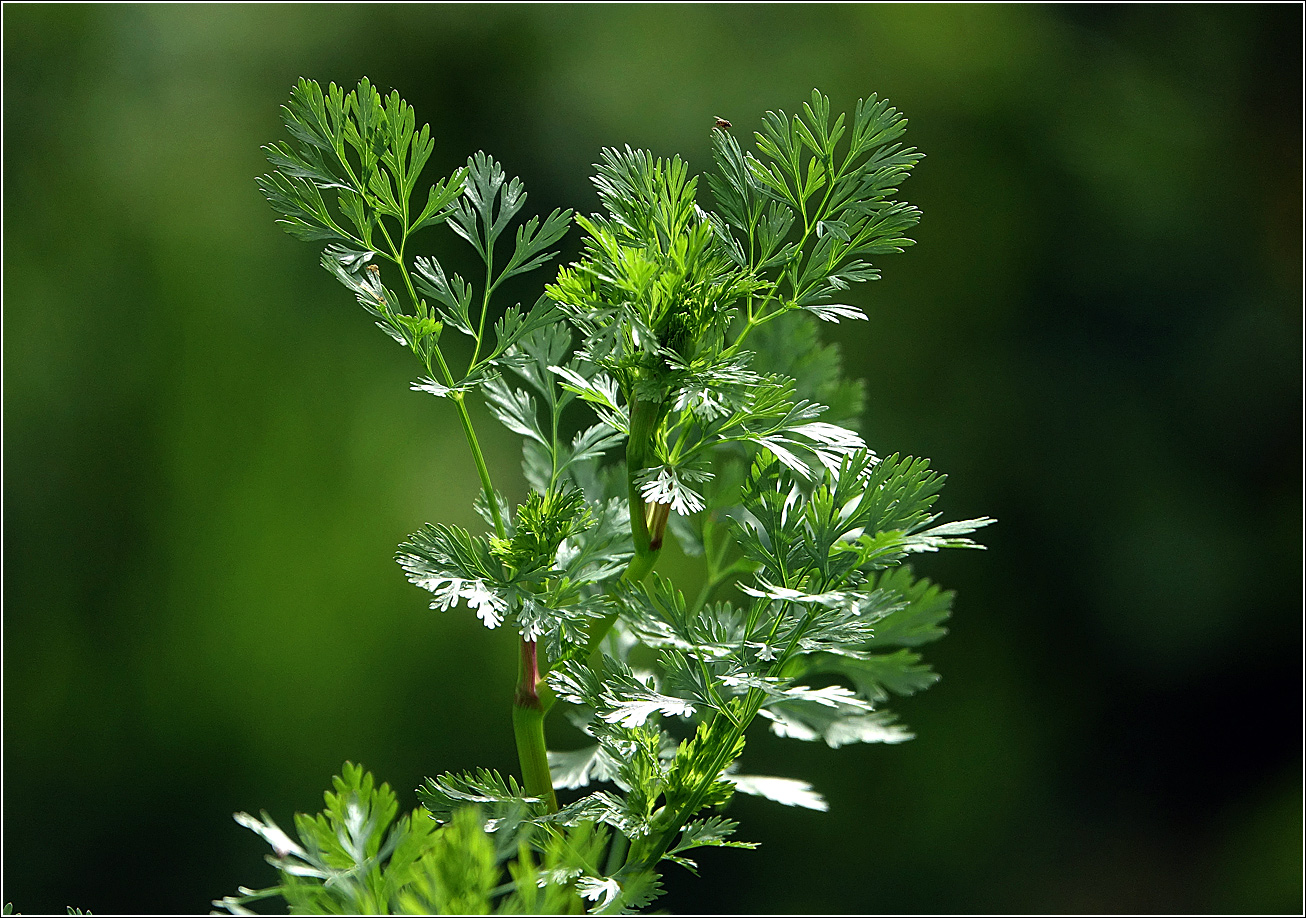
[4,4,1302,914]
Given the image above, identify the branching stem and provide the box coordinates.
[388,234,550,811]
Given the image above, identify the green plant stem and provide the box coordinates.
[444,359,558,816]
[535,396,668,730]
[385,229,508,539]
[452,386,548,812]
[603,831,629,875]
[390,246,549,813]
[537,397,665,688]
[468,236,496,372]
[625,396,664,557]
[512,637,559,811]
[447,390,507,537]
[451,387,553,812]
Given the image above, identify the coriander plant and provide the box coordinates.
[219,78,991,915]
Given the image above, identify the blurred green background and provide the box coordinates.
[4,3,1301,914]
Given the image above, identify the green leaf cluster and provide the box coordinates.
[394,479,628,658]
[259,77,573,456]
[709,89,923,323]
[259,78,462,245]
[218,763,611,915]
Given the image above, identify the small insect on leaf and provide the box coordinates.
[713,116,732,131]
[365,263,386,305]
